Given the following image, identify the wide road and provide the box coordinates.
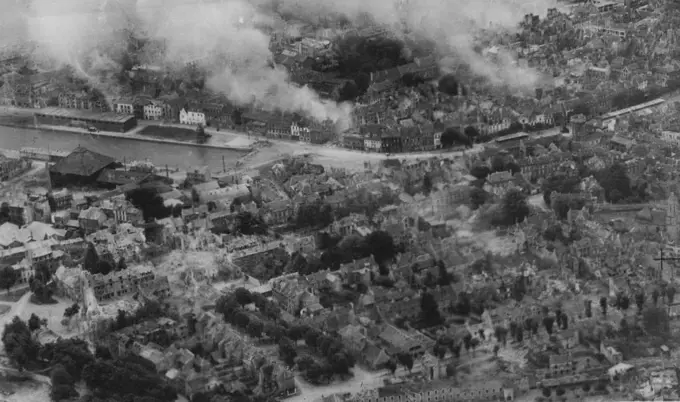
[0,125,248,172]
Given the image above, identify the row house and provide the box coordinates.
[208,211,238,232]
[58,92,109,112]
[113,98,135,115]
[380,132,402,154]
[519,152,570,181]
[90,267,154,301]
[78,207,107,234]
[98,199,143,225]
[271,276,320,315]
[0,156,29,181]
[266,116,295,139]
[142,100,164,120]
[343,133,365,150]
[50,189,74,211]
[179,105,206,126]
[483,171,516,197]
[352,379,513,402]
[610,135,635,153]
[7,201,34,226]
[262,200,294,225]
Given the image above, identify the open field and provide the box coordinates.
[0,288,30,303]
[139,124,218,142]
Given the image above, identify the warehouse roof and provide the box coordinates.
[50,146,117,176]
[35,107,135,124]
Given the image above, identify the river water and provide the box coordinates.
[0,125,248,172]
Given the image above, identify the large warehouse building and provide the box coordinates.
[34,107,137,133]
[49,146,119,188]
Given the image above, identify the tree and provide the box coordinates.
[64,303,80,318]
[470,165,491,180]
[96,259,113,276]
[28,313,43,332]
[599,163,632,203]
[501,189,530,225]
[552,196,571,220]
[365,231,396,264]
[397,353,414,373]
[556,388,565,396]
[542,173,580,205]
[234,288,252,307]
[542,388,551,397]
[438,74,461,96]
[115,309,128,330]
[0,266,18,293]
[83,242,99,274]
[470,187,487,210]
[635,292,645,311]
[560,314,569,330]
[446,363,456,377]
[2,316,39,369]
[235,212,268,235]
[82,356,176,401]
[543,317,555,334]
[437,261,451,286]
[126,188,172,221]
[491,155,506,172]
[652,288,660,306]
[506,161,521,174]
[440,127,471,148]
[420,291,442,325]
[600,297,608,316]
[464,126,480,140]
[247,320,264,338]
[338,80,359,102]
[666,286,677,307]
[585,299,592,318]
[386,359,397,375]
[50,364,78,401]
[423,174,433,195]
[116,257,127,271]
[278,337,297,367]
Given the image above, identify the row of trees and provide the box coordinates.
[2,314,176,401]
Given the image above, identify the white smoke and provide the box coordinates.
[14,0,557,123]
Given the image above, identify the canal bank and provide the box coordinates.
[0,125,253,173]
[0,107,254,152]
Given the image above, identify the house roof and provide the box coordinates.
[50,146,117,176]
[96,169,151,185]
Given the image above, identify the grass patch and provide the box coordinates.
[139,125,200,142]
[0,288,29,302]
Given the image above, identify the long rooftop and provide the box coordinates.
[35,107,136,124]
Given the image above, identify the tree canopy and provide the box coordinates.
[440,127,471,148]
[438,74,463,96]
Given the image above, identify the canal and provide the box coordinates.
[0,125,249,172]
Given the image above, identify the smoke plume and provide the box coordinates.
[14,0,556,123]
[271,0,558,90]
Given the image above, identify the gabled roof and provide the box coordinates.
[50,146,117,176]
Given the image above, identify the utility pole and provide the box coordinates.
[222,155,226,173]
[165,164,169,177]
